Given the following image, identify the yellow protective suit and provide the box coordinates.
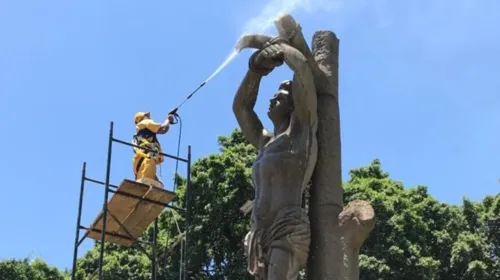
[132,119,164,181]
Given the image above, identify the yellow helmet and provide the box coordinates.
[134,111,150,124]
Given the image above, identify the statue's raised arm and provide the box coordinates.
[232,69,266,150]
[277,42,318,126]
[232,35,276,149]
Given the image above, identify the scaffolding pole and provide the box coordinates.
[152,218,158,279]
[184,145,192,280]
[71,162,86,280]
[97,122,114,279]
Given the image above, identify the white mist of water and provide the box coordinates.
[204,49,239,83]
[203,0,339,84]
[241,0,338,36]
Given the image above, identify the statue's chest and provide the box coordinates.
[263,134,294,154]
[252,135,303,180]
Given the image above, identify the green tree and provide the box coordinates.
[72,129,500,279]
[74,243,151,280]
[0,258,68,280]
[4,129,499,278]
[344,159,499,279]
[178,129,256,279]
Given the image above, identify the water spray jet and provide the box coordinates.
[167,37,267,115]
[168,2,311,115]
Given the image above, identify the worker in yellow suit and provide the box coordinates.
[132,111,175,187]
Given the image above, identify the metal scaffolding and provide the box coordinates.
[70,121,192,280]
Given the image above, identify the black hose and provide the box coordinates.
[162,112,183,278]
[171,113,182,192]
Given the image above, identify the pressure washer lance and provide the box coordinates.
[167,81,207,121]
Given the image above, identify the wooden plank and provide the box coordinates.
[87,180,150,246]
[86,179,175,247]
[117,181,176,239]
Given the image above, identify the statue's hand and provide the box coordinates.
[249,44,285,76]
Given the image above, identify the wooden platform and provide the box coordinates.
[86,179,176,247]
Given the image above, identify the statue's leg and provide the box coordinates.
[266,247,301,280]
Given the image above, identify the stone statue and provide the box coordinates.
[236,13,375,280]
[233,33,319,279]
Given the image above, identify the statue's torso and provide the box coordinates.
[251,124,317,231]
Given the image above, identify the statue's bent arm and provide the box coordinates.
[281,44,318,125]
[232,70,266,150]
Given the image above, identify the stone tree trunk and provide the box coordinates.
[274,14,375,280]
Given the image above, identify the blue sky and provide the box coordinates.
[1,0,499,271]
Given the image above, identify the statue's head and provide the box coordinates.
[268,80,294,124]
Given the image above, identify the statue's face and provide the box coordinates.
[268,80,293,120]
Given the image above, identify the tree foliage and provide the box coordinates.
[3,129,499,279]
[345,159,499,279]
[0,258,69,280]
